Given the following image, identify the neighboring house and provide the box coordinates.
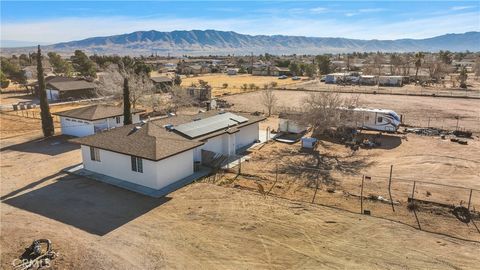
[72,111,265,194]
[183,87,212,101]
[151,76,173,92]
[252,66,271,76]
[271,67,291,76]
[53,105,145,137]
[30,76,96,101]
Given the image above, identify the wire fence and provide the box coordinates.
[208,157,480,242]
[285,81,480,99]
[401,115,480,133]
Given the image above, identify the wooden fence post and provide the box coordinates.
[388,165,395,212]
[267,163,279,196]
[360,175,365,214]
[467,189,473,211]
[411,181,421,230]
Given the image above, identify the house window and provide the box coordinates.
[131,156,143,173]
[377,116,383,123]
[115,116,121,124]
[89,147,100,161]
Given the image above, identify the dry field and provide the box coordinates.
[181,74,306,96]
[225,90,480,132]
[1,112,480,269]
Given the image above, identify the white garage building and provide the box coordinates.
[72,111,265,195]
[54,105,145,137]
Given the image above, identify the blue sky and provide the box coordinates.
[1,1,479,44]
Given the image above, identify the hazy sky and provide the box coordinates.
[1,1,479,44]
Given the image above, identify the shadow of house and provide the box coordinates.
[3,174,170,236]
[0,135,79,156]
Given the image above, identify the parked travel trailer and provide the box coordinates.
[378,76,403,87]
[348,108,401,132]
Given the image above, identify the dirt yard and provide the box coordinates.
[224,90,480,132]
[181,74,306,96]
[1,113,480,269]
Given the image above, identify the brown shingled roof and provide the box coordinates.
[71,111,265,161]
[72,121,203,161]
[53,105,145,121]
[47,80,95,92]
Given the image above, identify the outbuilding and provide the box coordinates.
[54,105,145,137]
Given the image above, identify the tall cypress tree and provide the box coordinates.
[37,45,54,137]
[123,77,132,125]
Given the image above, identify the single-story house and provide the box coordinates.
[53,105,145,137]
[271,67,291,76]
[72,111,265,193]
[378,76,403,87]
[30,76,96,101]
[183,87,212,101]
[151,76,173,91]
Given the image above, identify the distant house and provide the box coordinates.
[72,111,265,196]
[183,87,212,101]
[30,76,96,101]
[252,66,271,76]
[271,67,291,76]
[53,104,145,137]
[151,76,173,91]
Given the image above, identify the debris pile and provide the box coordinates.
[14,239,57,270]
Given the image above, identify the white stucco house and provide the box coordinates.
[54,105,145,137]
[72,111,265,195]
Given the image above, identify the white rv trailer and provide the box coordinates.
[347,108,401,132]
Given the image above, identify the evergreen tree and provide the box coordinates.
[37,45,55,137]
[123,77,132,125]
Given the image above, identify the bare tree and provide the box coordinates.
[300,92,361,137]
[96,64,154,108]
[261,89,277,116]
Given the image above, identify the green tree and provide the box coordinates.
[458,66,468,88]
[174,75,182,85]
[289,62,300,76]
[71,50,96,77]
[0,71,10,89]
[123,77,132,125]
[315,55,331,75]
[414,52,425,81]
[48,52,73,76]
[37,46,55,137]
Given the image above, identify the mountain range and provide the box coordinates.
[2,30,479,56]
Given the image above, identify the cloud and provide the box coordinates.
[309,7,328,14]
[451,6,475,11]
[1,11,478,43]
